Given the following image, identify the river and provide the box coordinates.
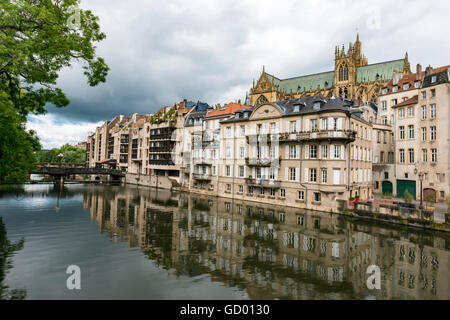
[0,183,448,300]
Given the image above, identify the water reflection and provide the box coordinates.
[0,217,26,300]
[84,185,450,300]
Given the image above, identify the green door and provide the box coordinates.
[382,181,393,195]
[396,180,416,200]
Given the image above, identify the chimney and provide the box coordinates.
[416,64,422,80]
[425,65,434,76]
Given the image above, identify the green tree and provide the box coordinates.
[404,190,413,204]
[0,103,40,183]
[37,143,86,164]
[0,0,108,181]
[0,0,109,117]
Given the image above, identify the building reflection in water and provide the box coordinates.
[84,185,450,300]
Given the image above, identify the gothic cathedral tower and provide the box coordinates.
[333,33,368,99]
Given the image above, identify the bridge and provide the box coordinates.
[31,163,125,182]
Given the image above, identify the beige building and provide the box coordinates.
[216,95,372,212]
[373,65,450,201]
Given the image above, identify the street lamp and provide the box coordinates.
[58,153,64,167]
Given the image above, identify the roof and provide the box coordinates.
[422,68,450,88]
[392,95,418,108]
[356,59,405,83]
[263,59,406,93]
[384,65,450,93]
[205,103,251,118]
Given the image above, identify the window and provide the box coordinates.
[383,132,387,144]
[270,122,276,133]
[269,167,275,180]
[289,145,297,159]
[422,91,426,99]
[226,165,231,176]
[297,215,304,225]
[240,125,246,136]
[421,106,427,120]
[422,127,427,141]
[408,149,414,163]
[380,151,385,163]
[431,149,437,162]
[298,191,304,201]
[311,119,318,131]
[408,107,414,117]
[431,76,437,83]
[279,213,285,223]
[321,145,328,158]
[384,172,389,179]
[238,185,243,193]
[310,145,317,159]
[408,125,414,139]
[431,126,436,141]
[334,145,341,159]
[403,84,409,90]
[338,64,348,81]
[382,116,387,125]
[240,147,245,158]
[310,168,317,182]
[239,166,245,177]
[415,82,420,88]
[270,188,275,196]
[333,118,338,130]
[437,173,441,182]
[399,149,405,163]
[392,99,398,106]
[280,189,285,198]
[430,104,436,119]
[227,184,231,191]
[260,188,265,195]
[399,126,405,140]
[431,89,436,97]
[249,186,253,195]
[314,192,321,203]
[393,86,398,93]
[321,169,327,183]
[382,101,387,111]
[226,147,231,158]
[226,127,232,137]
[399,108,405,118]
[289,168,297,181]
[290,121,297,133]
[422,149,427,162]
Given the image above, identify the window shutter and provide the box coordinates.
[304,168,309,182]
[296,145,300,159]
[244,166,247,177]
[285,121,289,133]
[295,168,300,182]
[285,168,289,180]
[285,145,289,159]
[328,117,333,130]
[296,120,301,132]
[304,119,309,132]
[330,145,335,159]
[305,145,309,159]
[341,145,345,159]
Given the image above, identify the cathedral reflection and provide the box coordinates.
[83,185,450,300]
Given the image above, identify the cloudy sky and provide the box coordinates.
[27,0,450,149]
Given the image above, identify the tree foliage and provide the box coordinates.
[37,143,86,163]
[0,0,109,116]
[0,102,40,183]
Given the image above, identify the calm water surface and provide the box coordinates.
[0,183,448,300]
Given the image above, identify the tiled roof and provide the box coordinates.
[205,103,251,118]
[392,95,418,108]
[384,65,450,93]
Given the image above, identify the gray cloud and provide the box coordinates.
[29,0,450,147]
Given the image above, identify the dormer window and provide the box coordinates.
[393,86,398,93]
[313,102,321,110]
[414,81,421,88]
[244,112,248,118]
[382,88,387,95]
[293,105,300,112]
[431,75,437,83]
[403,83,409,90]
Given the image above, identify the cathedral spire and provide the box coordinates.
[356,32,360,43]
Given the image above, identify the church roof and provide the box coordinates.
[263,59,406,93]
[356,59,405,83]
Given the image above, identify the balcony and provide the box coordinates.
[245,177,281,188]
[149,146,173,153]
[192,173,212,181]
[193,158,213,165]
[150,133,176,141]
[246,134,279,145]
[245,157,280,167]
[149,159,174,166]
[279,130,356,143]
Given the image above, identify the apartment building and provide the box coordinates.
[190,103,251,195]
[373,65,450,200]
[216,95,372,212]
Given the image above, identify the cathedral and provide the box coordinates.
[248,33,411,106]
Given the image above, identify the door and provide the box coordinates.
[382,181,393,195]
[396,180,416,200]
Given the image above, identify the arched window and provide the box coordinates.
[338,64,348,82]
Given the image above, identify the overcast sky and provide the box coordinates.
[27,0,450,149]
